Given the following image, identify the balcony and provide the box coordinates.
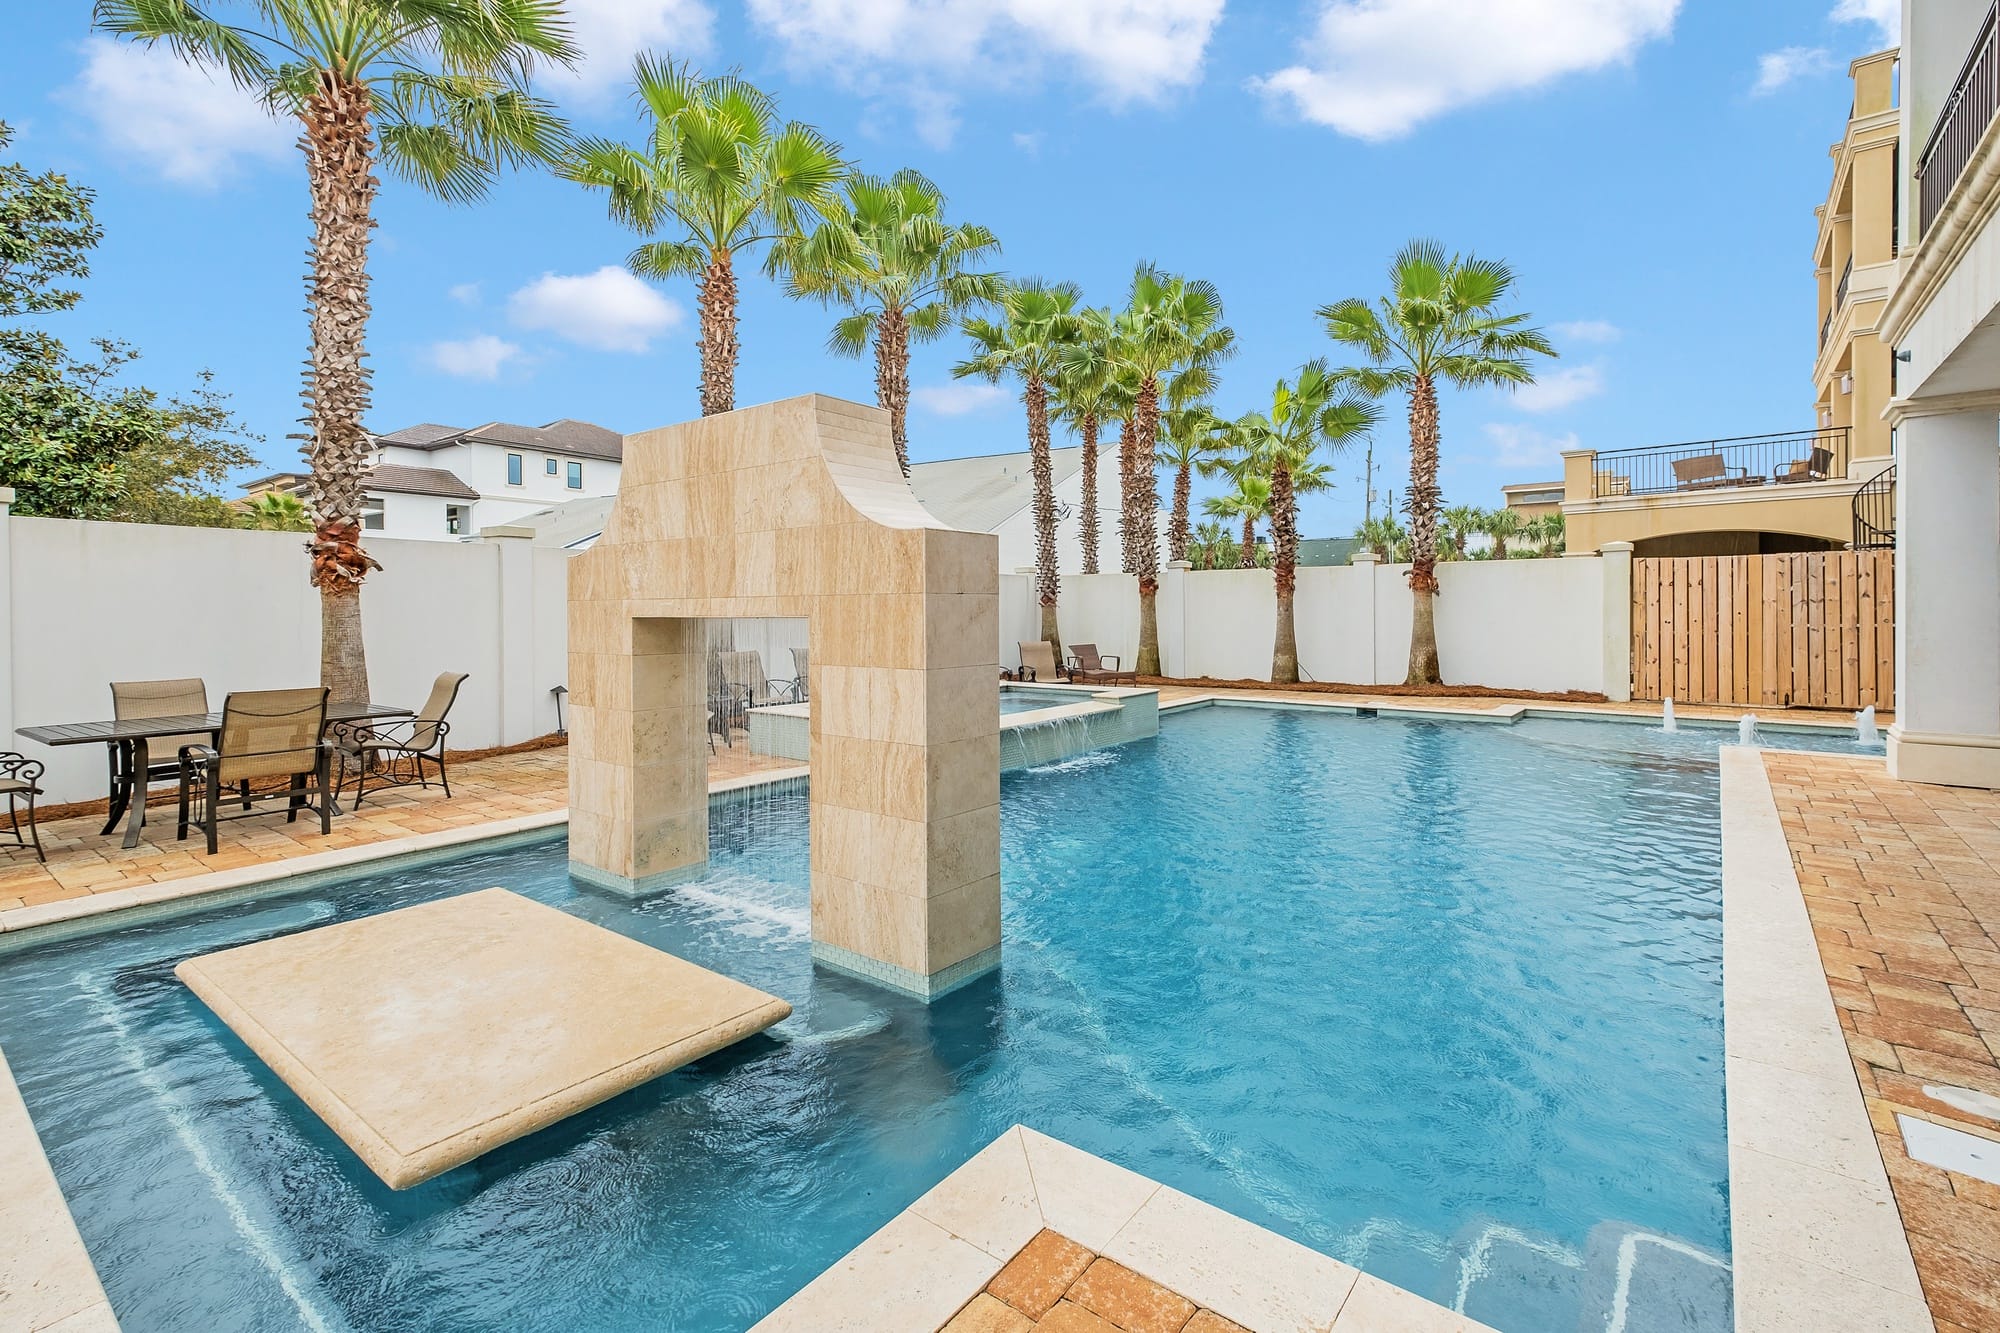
[1918,1,2000,236]
[1834,254,1853,311]
[1586,428,1851,499]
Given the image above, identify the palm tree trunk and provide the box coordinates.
[1271,459,1299,684]
[301,72,383,703]
[1238,514,1256,568]
[697,247,737,416]
[1405,374,1443,685]
[1493,533,1508,560]
[875,305,911,475]
[1170,463,1192,563]
[1131,375,1163,676]
[1116,415,1138,575]
[1027,375,1061,656]
[1079,414,1099,574]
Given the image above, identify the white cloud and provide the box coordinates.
[66,37,292,186]
[1484,423,1581,469]
[429,335,524,380]
[1552,319,1621,343]
[1012,130,1045,155]
[507,267,682,354]
[914,382,1009,416]
[448,282,482,306]
[1752,46,1833,96]
[1831,0,1897,46]
[747,0,1224,145]
[1253,0,1680,141]
[541,0,716,99]
[1510,363,1605,413]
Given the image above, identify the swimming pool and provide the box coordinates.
[998,684,1088,714]
[0,707,1877,1332]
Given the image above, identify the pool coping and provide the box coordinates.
[1719,747,1932,1332]
[1158,690,1867,736]
[0,1048,118,1331]
[749,1123,1494,1332]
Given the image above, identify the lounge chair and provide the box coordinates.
[1017,641,1065,682]
[789,646,809,702]
[1067,644,1136,685]
[1773,446,1835,484]
[0,753,45,862]
[111,677,211,812]
[337,672,468,807]
[720,650,797,707]
[177,688,333,855]
[1672,454,1755,491]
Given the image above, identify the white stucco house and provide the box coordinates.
[243,419,624,542]
[501,441,1156,573]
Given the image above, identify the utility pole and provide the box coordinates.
[1361,441,1377,524]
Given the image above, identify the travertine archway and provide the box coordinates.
[566,395,1001,998]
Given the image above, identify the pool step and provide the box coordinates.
[1431,1217,1729,1332]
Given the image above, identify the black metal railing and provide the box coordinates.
[1834,254,1853,310]
[1853,464,1896,549]
[1589,427,1851,499]
[1820,308,1834,349]
[1918,1,2000,236]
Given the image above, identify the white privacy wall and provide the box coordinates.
[2,512,571,803]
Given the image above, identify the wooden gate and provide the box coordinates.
[1631,551,1894,708]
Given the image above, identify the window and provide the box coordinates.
[361,498,385,531]
[567,461,583,490]
[546,458,558,475]
[506,453,523,486]
[445,505,467,536]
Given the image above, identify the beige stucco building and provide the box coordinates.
[1531,50,1900,558]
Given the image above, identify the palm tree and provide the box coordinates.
[787,170,1001,474]
[1107,264,1234,674]
[1321,240,1554,684]
[1441,504,1486,560]
[94,0,576,703]
[1527,510,1566,557]
[1050,307,1120,573]
[1157,397,1230,564]
[1484,506,1525,559]
[237,492,312,532]
[955,279,1083,655]
[567,57,846,418]
[1188,519,1239,570]
[1354,513,1407,562]
[1203,470,1271,569]
[1230,362,1378,682]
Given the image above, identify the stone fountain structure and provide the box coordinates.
[565,395,1002,999]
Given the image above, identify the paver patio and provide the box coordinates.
[1764,750,2000,1333]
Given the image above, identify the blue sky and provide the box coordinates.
[3,0,1898,539]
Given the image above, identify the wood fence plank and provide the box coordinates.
[1876,550,1895,710]
[1807,555,1826,707]
[1840,552,1861,709]
[1857,552,1877,707]
[1672,558,1689,702]
[1825,553,1845,707]
[1759,556,1777,706]
[1717,558,1736,705]
[1703,556,1720,702]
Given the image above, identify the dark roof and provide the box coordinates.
[373,418,624,463]
[364,464,480,501]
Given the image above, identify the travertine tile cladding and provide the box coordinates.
[566,395,1001,995]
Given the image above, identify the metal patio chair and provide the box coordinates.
[1066,643,1136,685]
[336,672,468,807]
[0,753,46,862]
[1017,641,1066,682]
[111,677,212,809]
[177,688,333,855]
[1773,446,1835,484]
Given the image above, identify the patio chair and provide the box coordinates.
[1672,454,1753,491]
[789,646,810,702]
[177,688,332,855]
[1773,446,1835,484]
[1067,644,1136,685]
[111,677,212,807]
[1017,641,1065,682]
[721,650,798,707]
[0,753,46,862]
[337,672,468,807]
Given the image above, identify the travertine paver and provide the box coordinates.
[1764,751,2000,1333]
[0,741,797,914]
[966,1231,1241,1333]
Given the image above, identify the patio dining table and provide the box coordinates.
[17,701,413,849]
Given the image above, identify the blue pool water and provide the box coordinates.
[998,685,1082,714]
[0,708,1878,1333]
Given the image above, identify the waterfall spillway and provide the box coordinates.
[1661,698,1678,733]
[1011,714,1095,768]
[1739,714,1759,745]
[1857,705,1880,746]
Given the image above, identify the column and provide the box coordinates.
[1889,400,2000,787]
[0,489,13,754]
[481,525,538,746]
[1160,559,1190,679]
[1349,550,1381,684]
[1598,542,1634,703]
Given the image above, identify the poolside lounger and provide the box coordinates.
[1773,446,1835,484]
[1067,644,1136,685]
[1672,454,1756,491]
[1017,640,1065,682]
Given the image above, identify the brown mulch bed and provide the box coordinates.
[29,733,569,824]
[1134,676,1611,703]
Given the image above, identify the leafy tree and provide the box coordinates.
[238,490,313,531]
[955,279,1084,655]
[1229,362,1378,682]
[96,0,579,704]
[0,121,101,317]
[569,56,846,419]
[1321,241,1553,683]
[788,170,1000,474]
